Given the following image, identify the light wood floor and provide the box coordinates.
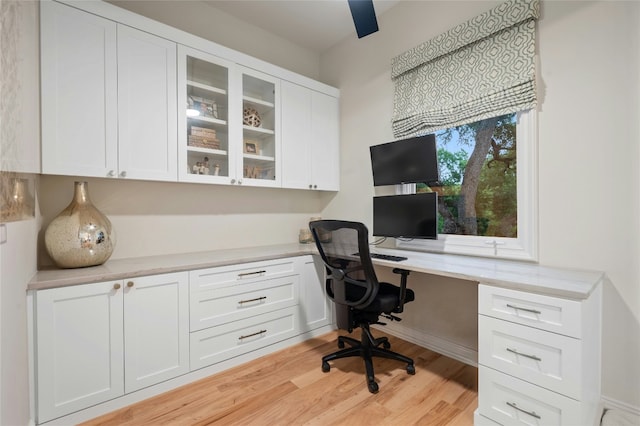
[82,330,478,426]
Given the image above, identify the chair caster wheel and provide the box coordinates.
[406,364,415,375]
[368,381,379,393]
[322,361,331,372]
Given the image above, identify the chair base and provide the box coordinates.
[322,324,415,393]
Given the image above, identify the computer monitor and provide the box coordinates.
[370,134,439,186]
[373,193,438,239]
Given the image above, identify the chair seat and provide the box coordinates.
[347,281,415,313]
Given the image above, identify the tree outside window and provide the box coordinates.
[417,113,517,238]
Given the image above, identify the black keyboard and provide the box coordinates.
[353,252,407,262]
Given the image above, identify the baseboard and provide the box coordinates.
[372,322,478,367]
[601,395,640,417]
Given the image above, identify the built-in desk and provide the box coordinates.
[368,247,604,426]
[367,247,603,299]
[28,244,604,426]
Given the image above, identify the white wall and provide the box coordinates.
[106,0,320,81]
[319,0,640,410]
[0,1,40,424]
[38,176,333,263]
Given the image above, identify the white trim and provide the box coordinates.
[396,110,539,262]
[601,395,640,417]
[372,322,478,368]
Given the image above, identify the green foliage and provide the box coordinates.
[437,148,467,187]
[424,113,518,237]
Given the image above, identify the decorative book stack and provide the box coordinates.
[188,126,220,149]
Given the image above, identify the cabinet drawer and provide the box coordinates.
[479,284,582,338]
[190,306,299,370]
[479,315,582,399]
[190,258,297,292]
[479,367,582,426]
[190,275,299,331]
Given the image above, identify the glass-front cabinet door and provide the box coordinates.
[238,67,280,187]
[178,46,236,184]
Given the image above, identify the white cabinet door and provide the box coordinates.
[299,256,332,332]
[123,272,189,393]
[281,81,312,189]
[177,45,237,185]
[280,82,340,191]
[238,66,281,187]
[40,1,118,177]
[35,281,124,423]
[117,25,177,181]
[311,91,340,191]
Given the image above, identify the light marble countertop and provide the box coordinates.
[28,243,316,290]
[29,244,605,299]
[369,247,605,299]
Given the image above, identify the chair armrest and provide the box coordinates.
[392,268,411,313]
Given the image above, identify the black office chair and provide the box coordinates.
[309,220,415,393]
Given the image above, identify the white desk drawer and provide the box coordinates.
[190,275,299,331]
[479,315,582,399]
[479,284,582,338]
[479,367,581,426]
[190,306,299,370]
[190,258,297,292]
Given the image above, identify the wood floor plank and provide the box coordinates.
[81,330,477,426]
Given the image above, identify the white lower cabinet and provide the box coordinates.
[479,367,581,426]
[190,306,299,370]
[32,255,332,424]
[477,284,601,426]
[298,255,332,332]
[34,272,189,423]
[123,273,190,393]
[189,257,308,371]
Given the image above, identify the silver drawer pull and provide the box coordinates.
[238,329,267,340]
[238,270,266,278]
[506,402,541,419]
[506,303,541,315]
[238,296,267,304]
[506,347,542,361]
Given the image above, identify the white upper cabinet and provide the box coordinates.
[281,81,312,189]
[40,0,338,189]
[41,1,118,177]
[178,46,237,184]
[239,67,281,187]
[41,1,177,181]
[117,25,177,181]
[281,81,340,191]
[310,91,340,191]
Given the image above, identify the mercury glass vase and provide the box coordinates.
[44,181,115,268]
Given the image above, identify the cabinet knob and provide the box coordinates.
[309,184,313,189]
[107,170,116,177]
[238,179,242,185]
[120,171,127,178]
[231,179,236,184]
[113,283,121,290]
[313,184,317,189]
[127,281,134,288]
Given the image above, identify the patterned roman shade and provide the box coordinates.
[391,0,540,138]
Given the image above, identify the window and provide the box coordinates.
[397,110,537,261]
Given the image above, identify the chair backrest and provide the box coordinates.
[309,220,380,311]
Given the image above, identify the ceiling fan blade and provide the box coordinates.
[348,0,379,39]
